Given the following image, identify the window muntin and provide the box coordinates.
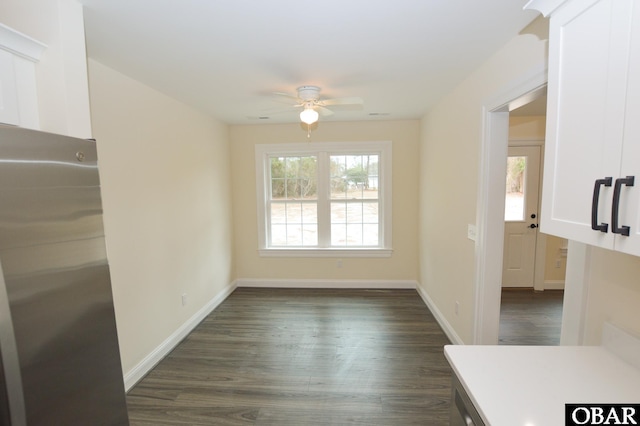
[256,141,392,256]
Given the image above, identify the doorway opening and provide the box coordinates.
[473,73,583,345]
[497,95,567,345]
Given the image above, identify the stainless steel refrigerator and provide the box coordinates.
[0,125,129,425]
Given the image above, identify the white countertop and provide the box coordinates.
[445,344,640,426]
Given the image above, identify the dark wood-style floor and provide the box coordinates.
[499,288,564,346]
[126,288,454,425]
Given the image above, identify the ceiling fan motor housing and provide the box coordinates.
[297,86,321,101]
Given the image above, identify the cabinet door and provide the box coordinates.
[0,50,19,126]
[540,0,632,248]
[615,3,640,256]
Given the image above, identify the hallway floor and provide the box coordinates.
[499,288,564,346]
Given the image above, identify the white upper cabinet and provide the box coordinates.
[0,24,46,129]
[527,0,640,256]
[616,4,640,256]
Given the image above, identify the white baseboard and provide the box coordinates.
[123,281,237,391]
[415,284,464,345]
[235,278,417,289]
[543,280,565,290]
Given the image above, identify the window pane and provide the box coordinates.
[271,178,284,199]
[362,224,379,246]
[330,177,348,199]
[346,224,363,246]
[330,156,348,199]
[286,203,302,223]
[346,203,363,224]
[271,224,287,246]
[286,225,302,246]
[302,225,317,246]
[302,203,317,223]
[505,156,526,221]
[270,203,286,224]
[331,224,346,246]
[331,202,347,224]
[270,201,317,247]
[331,201,379,246]
[363,202,379,225]
[271,156,317,200]
[270,157,285,178]
[330,154,379,200]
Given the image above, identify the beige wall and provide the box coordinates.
[508,115,547,141]
[583,248,640,343]
[88,59,234,375]
[230,120,419,282]
[544,236,567,282]
[419,17,549,343]
[0,0,92,138]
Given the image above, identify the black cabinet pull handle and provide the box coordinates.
[592,177,612,232]
[612,176,635,236]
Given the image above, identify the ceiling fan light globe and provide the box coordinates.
[300,108,319,125]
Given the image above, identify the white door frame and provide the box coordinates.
[473,67,588,345]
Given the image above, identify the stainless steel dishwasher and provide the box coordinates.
[450,374,485,426]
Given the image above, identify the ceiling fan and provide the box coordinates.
[272,86,364,136]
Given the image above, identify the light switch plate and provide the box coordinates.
[467,224,477,241]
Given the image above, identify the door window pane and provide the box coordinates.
[505,156,526,221]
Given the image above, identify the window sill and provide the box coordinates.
[258,248,393,258]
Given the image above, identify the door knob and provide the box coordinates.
[529,223,538,229]
[530,213,536,219]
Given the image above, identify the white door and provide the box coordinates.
[503,146,541,288]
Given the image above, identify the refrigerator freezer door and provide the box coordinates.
[0,260,26,425]
[0,126,129,425]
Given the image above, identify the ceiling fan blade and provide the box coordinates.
[320,97,364,106]
[272,91,301,101]
[261,105,301,115]
[317,106,334,117]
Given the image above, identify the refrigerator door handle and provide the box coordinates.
[0,260,27,426]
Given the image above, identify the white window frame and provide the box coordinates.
[255,141,393,257]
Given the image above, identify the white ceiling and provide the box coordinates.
[80,0,539,125]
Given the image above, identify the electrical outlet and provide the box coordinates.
[555,259,561,268]
[337,259,343,268]
[181,293,188,306]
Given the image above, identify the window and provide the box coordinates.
[255,141,392,257]
[505,155,526,221]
